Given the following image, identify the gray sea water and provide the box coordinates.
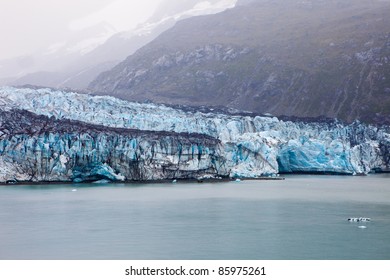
[1,174,390,260]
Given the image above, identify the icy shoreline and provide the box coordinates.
[0,176,286,186]
[1,86,389,183]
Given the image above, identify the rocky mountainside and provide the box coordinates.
[1,86,389,183]
[90,0,390,124]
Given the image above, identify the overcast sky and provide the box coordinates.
[0,0,163,60]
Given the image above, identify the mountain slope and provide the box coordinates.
[90,0,390,124]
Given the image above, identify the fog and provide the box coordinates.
[0,0,164,60]
[0,0,237,62]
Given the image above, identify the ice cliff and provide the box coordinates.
[0,86,389,183]
[0,109,224,183]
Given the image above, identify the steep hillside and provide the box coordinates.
[90,0,390,124]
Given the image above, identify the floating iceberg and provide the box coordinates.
[348,218,371,222]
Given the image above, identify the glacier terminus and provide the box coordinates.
[0,86,389,183]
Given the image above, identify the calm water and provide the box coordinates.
[1,175,390,260]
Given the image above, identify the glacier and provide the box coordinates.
[0,86,389,183]
[0,109,224,182]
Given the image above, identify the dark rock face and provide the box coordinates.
[90,0,390,124]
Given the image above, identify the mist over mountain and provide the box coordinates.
[0,0,236,90]
[90,0,390,124]
[0,22,116,82]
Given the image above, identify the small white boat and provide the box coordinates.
[348,217,370,222]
